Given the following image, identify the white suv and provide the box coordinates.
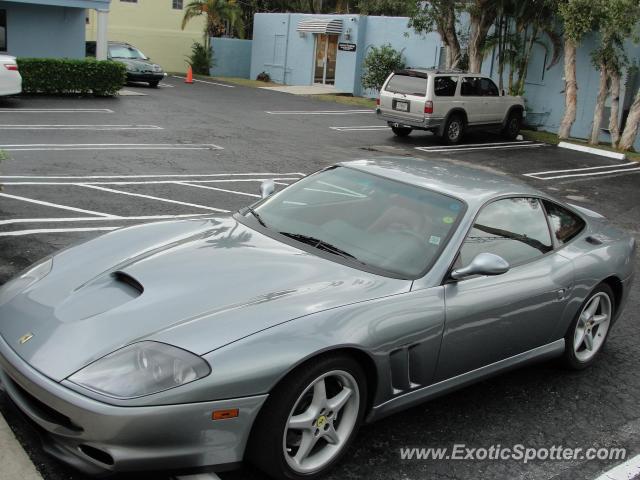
[376,69,525,144]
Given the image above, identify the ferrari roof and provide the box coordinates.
[341,157,543,208]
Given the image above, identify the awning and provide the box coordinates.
[297,18,343,35]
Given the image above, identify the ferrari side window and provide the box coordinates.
[460,197,553,267]
[542,200,585,245]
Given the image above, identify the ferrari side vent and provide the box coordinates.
[113,271,144,295]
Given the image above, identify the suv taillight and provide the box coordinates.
[5,64,18,71]
[376,97,380,106]
[424,101,433,114]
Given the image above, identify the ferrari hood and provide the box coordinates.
[0,217,409,381]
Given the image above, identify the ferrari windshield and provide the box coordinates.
[251,166,465,278]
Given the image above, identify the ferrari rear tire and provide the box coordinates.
[248,354,367,480]
[562,283,614,370]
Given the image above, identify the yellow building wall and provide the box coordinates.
[86,0,206,73]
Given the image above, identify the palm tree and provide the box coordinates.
[182,0,246,48]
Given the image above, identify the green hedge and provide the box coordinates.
[16,58,126,96]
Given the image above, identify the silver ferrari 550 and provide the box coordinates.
[0,158,634,479]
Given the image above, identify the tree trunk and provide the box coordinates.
[468,2,496,73]
[497,15,504,91]
[608,69,621,148]
[559,40,578,140]
[619,87,640,151]
[589,66,609,145]
[516,25,537,96]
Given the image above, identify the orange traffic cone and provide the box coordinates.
[185,66,194,84]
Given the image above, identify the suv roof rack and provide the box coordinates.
[405,67,468,74]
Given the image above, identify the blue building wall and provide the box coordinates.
[211,37,252,78]
[1,0,106,58]
[250,13,442,95]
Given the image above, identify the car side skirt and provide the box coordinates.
[367,338,565,422]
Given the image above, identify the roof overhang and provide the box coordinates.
[297,18,343,35]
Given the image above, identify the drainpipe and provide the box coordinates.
[96,8,109,60]
[282,14,291,84]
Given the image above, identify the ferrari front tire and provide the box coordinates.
[248,354,367,479]
[562,283,614,370]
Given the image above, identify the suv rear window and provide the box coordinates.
[385,74,427,96]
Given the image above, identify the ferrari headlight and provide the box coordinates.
[68,341,211,399]
[0,258,53,305]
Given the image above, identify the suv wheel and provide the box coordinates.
[442,115,464,145]
[391,126,412,137]
[502,111,522,140]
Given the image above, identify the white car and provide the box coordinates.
[376,69,525,144]
[0,54,21,96]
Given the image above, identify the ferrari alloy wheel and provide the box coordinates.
[563,284,614,369]
[248,354,366,479]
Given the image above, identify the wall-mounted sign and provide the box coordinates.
[338,43,357,52]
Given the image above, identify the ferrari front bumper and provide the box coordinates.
[0,334,267,475]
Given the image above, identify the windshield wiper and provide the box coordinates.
[279,232,358,261]
[246,206,268,228]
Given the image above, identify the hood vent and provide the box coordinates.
[113,271,144,295]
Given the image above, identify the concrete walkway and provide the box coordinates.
[0,413,43,480]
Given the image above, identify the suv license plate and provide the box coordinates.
[394,101,409,112]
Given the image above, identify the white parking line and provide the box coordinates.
[0,108,114,113]
[0,192,117,218]
[0,143,223,151]
[524,162,637,177]
[266,110,373,115]
[172,75,235,88]
[78,184,230,213]
[594,454,640,480]
[418,140,536,150]
[416,143,545,153]
[1,178,300,186]
[0,172,303,180]
[0,125,163,131]
[0,227,121,237]
[526,166,640,180]
[0,214,210,226]
[176,182,261,198]
[330,125,390,131]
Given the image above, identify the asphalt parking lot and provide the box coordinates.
[0,77,639,480]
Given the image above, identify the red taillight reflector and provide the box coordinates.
[424,101,433,114]
[5,64,18,71]
[376,97,380,106]
[212,408,239,420]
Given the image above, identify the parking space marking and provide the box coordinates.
[0,226,121,237]
[266,109,373,115]
[0,214,210,227]
[1,178,300,186]
[0,108,114,113]
[0,192,117,218]
[418,140,536,150]
[78,184,230,213]
[416,142,545,153]
[0,143,223,151]
[176,182,261,198]
[524,161,639,180]
[172,75,235,88]
[0,172,303,180]
[594,454,640,480]
[330,125,390,131]
[0,125,163,131]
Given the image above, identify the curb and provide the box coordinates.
[558,141,626,160]
[0,413,43,480]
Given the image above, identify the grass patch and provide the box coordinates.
[198,74,278,88]
[522,129,639,162]
[0,150,7,161]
